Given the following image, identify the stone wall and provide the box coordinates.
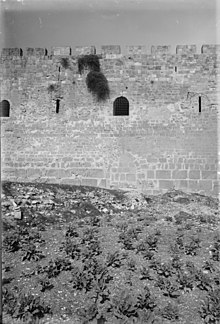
[0,45,219,196]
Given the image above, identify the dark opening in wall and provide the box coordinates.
[199,96,201,113]
[56,99,60,113]
[20,49,23,57]
[175,66,177,72]
[0,100,10,117]
[113,96,129,116]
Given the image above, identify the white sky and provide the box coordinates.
[0,0,219,52]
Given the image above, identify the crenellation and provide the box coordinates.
[201,44,220,54]
[126,45,146,55]
[51,46,72,56]
[176,45,197,54]
[26,48,47,57]
[151,45,171,55]
[101,45,121,55]
[1,48,23,57]
[75,46,96,55]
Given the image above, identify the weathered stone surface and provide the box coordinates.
[0,44,218,197]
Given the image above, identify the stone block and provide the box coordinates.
[46,169,70,178]
[188,180,199,191]
[75,46,96,55]
[89,169,104,178]
[201,45,220,54]
[1,48,22,57]
[126,46,146,55]
[120,174,126,181]
[212,181,219,196]
[176,45,196,54]
[26,169,42,178]
[172,170,187,179]
[16,169,27,178]
[137,173,145,179]
[60,178,81,185]
[81,178,98,187]
[147,170,155,179]
[156,170,171,179]
[147,156,158,163]
[101,45,121,55]
[26,48,46,56]
[99,179,107,188]
[201,171,217,180]
[51,47,71,56]
[126,174,136,182]
[151,45,171,55]
[198,180,213,191]
[188,170,201,179]
[159,180,174,189]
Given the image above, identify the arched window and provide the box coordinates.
[113,96,129,116]
[0,100,10,117]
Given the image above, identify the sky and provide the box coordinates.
[0,0,219,53]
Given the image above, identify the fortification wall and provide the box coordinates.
[0,45,219,196]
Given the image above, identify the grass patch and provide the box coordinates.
[86,71,110,102]
[78,54,100,74]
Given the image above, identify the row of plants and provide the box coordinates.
[2,201,220,323]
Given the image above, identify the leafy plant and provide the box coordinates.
[105,251,123,268]
[3,232,21,252]
[139,266,153,281]
[176,233,184,250]
[21,243,45,262]
[184,236,201,256]
[47,84,56,92]
[195,270,213,291]
[170,254,183,271]
[111,289,139,320]
[210,241,220,262]
[78,54,100,74]
[127,258,137,272]
[160,303,179,321]
[46,257,72,278]
[118,231,135,250]
[62,238,81,260]
[38,278,54,292]
[60,57,70,69]
[156,262,174,278]
[176,270,194,292]
[86,71,110,102]
[136,288,157,311]
[202,261,216,273]
[71,265,94,292]
[156,277,180,298]
[144,234,159,251]
[3,288,52,322]
[199,288,220,323]
[65,224,79,238]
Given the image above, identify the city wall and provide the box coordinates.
[0,44,219,196]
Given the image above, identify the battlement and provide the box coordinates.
[1,44,220,59]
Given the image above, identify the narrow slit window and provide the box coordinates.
[0,100,10,117]
[199,96,201,113]
[175,66,177,72]
[56,99,60,113]
[113,96,129,116]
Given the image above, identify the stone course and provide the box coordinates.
[0,44,219,196]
